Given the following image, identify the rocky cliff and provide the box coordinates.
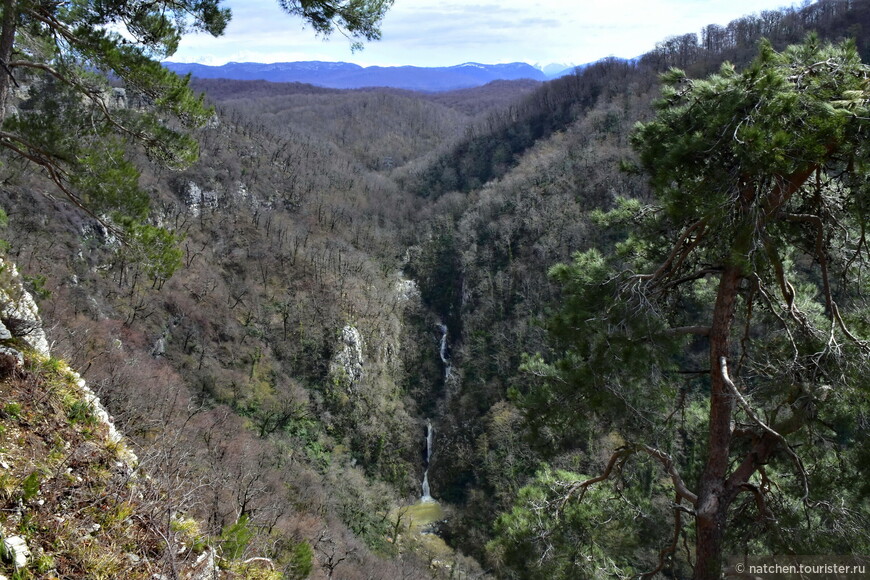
[0,256,276,579]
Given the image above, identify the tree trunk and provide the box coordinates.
[692,168,815,577]
[694,497,730,580]
[0,0,17,122]
[694,262,742,579]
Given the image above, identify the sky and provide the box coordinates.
[169,0,809,69]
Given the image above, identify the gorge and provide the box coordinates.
[2,1,870,578]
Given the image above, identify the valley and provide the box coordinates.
[1,0,869,578]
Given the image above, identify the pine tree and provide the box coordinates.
[520,36,870,578]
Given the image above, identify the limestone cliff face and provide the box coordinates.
[0,258,50,358]
[330,324,366,392]
[328,273,422,396]
[182,180,220,216]
[177,180,265,217]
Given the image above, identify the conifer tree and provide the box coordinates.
[518,36,870,578]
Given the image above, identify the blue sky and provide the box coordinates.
[169,0,809,68]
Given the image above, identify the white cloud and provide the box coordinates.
[169,0,810,67]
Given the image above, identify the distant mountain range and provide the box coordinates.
[162,60,578,92]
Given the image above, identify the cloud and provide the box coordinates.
[170,0,807,67]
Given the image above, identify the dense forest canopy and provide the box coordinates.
[0,0,868,578]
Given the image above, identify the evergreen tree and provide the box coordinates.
[517,36,870,578]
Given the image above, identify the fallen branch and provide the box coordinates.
[242,557,275,570]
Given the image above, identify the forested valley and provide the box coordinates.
[1,0,869,578]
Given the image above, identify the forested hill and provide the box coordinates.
[401,0,870,201]
[191,78,543,118]
[1,0,869,578]
[191,78,542,172]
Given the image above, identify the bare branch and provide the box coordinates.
[843,219,867,289]
[242,557,275,570]
[739,483,775,521]
[831,302,870,353]
[720,356,809,502]
[638,444,698,505]
[785,211,832,315]
[639,493,684,579]
[753,274,800,363]
[557,446,632,511]
[644,218,709,286]
[664,326,711,337]
[558,443,697,512]
[662,267,722,289]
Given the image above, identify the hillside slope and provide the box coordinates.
[0,259,250,579]
[397,0,870,568]
[0,78,483,578]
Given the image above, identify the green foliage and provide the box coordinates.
[588,196,644,228]
[66,400,97,426]
[520,247,684,448]
[70,142,150,220]
[0,4,220,208]
[20,471,42,501]
[0,535,10,563]
[487,466,659,579]
[633,35,870,234]
[278,0,394,52]
[3,402,21,420]
[522,34,870,575]
[0,2,221,292]
[220,514,254,561]
[115,220,184,287]
[171,517,209,552]
[285,540,314,579]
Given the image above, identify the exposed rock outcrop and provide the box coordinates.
[330,324,365,392]
[1,535,29,569]
[182,181,220,216]
[0,258,50,357]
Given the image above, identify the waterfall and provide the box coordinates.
[420,323,455,502]
[425,420,434,466]
[436,322,452,381]
[421,420,434,502]
[421,471,432,502]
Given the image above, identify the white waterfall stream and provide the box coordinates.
[421,420,434,502]
[436,322,452,381]
[421,322,454,502]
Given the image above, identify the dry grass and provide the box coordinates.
[0,352,207,579]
